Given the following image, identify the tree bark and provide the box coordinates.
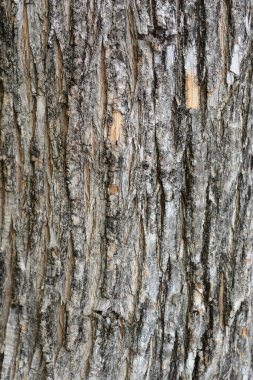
[0,0,253,379]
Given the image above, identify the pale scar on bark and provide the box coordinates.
[241,328,250,337]
[109,111,123,144]
[185,72,200,109]
[108,184,119,194]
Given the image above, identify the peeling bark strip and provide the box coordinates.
[0,0,253,379]
[185,47,200,109]
[185,72,200,109]
[109,111,123,144]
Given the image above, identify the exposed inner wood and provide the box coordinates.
[109,111,123,144]
[185,72,200,110]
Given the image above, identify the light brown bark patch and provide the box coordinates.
[185,72,200,109]
[109,111,123,144]
[108,184,119,194]
[241,328,249,337]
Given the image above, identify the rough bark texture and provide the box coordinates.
[0,0,253,379]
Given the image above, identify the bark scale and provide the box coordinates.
[0,0,253,379]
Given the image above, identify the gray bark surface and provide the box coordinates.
[0,0,253,379]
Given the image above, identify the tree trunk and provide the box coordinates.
[0,0,252,379]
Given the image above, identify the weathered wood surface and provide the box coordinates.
[0,0,253,379]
